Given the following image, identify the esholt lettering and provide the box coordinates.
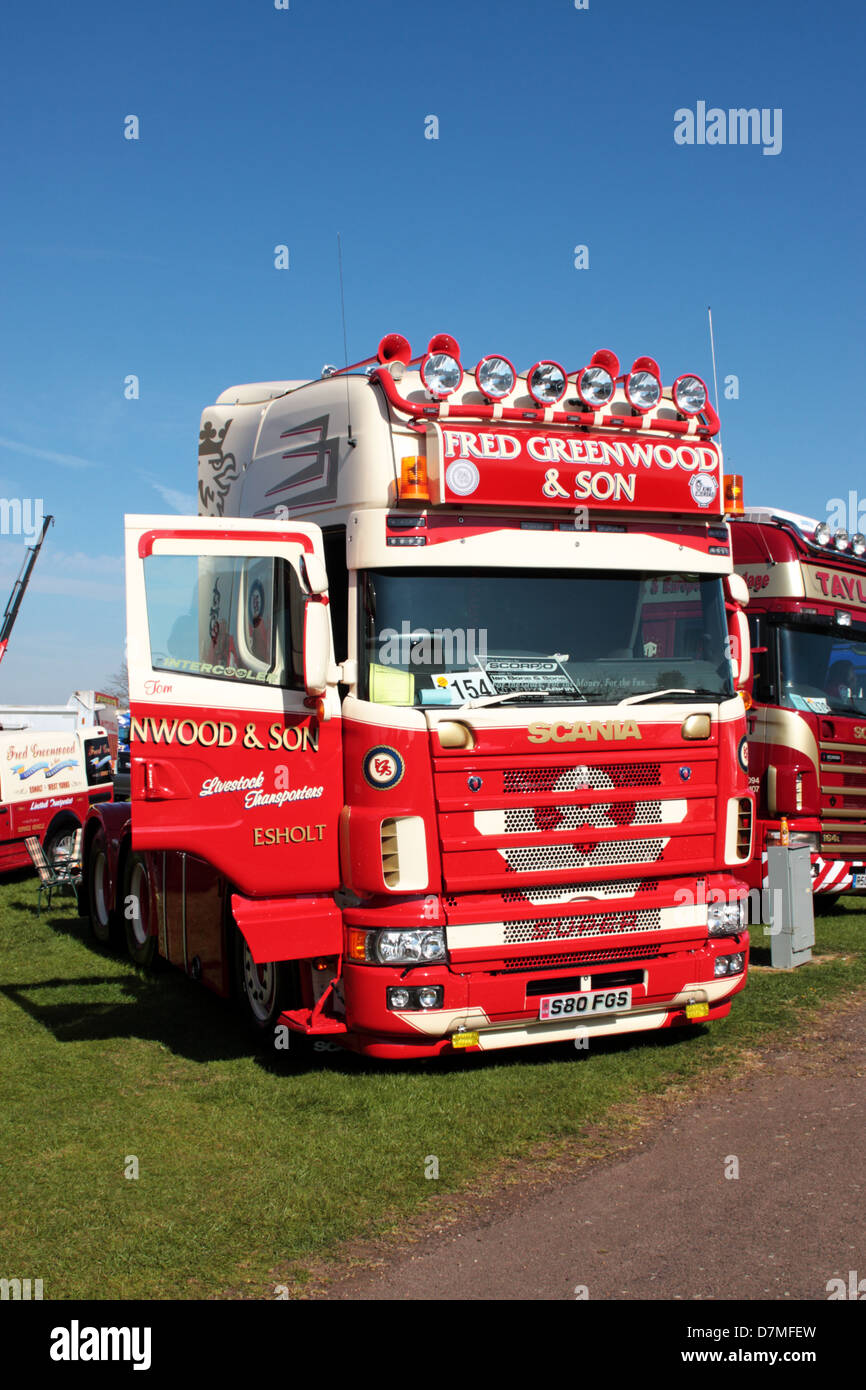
[528,720,642,744]
[253,824,326,845]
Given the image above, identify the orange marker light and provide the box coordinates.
[724,474,744,515]
[400,455,429,501]
[346,928,368,962]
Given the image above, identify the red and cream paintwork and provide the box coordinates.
[0,726,113,871]
[80,339,753,1058]
[732,507,866,898]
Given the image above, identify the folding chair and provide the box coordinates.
[24,836,63,916]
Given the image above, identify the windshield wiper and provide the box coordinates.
[460,689,553,709]
[617,687,727,707]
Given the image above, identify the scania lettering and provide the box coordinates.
[730,493,866,898]
[79,334,753,1057]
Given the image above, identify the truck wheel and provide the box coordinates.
[233,927,297,1042]
[87,829,117,945]
[123,853,158,968]
[44,818,79,868]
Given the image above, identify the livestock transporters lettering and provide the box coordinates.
[78,332,754,1058]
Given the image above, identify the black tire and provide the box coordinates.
[122,852,158,968]
[87,828,118,945]
[43,818,80,868]
[232,925,298,1045]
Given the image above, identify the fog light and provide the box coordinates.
[714,957,730,978]
[417,986,442,1009]
[727,952,745,974]
[388,988,411,1009]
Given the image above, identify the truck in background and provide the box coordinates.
[0,724,113,871]
[78,331,754,1058]
[730,492,866,899]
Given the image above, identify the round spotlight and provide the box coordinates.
[852,532,866,557]
[527,360,567,405]
[835,529,851,552]
[814,522,832,546]
[576,364,615,408]
[421,351,463,399]
[476,354,516,400]
[626,356,662,411]
[672,373,708,416]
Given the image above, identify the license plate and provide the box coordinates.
[686,1001,709,1020]
[451,1031,479,1049]
[854,873,866,889]
[538,987,631,1021]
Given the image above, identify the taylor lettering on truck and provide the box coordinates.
[78,332,754,1058]
[730,490,866,900]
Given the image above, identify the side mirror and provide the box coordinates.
[726,572,750,608]
[303,599,331,696]
[728,608,752,692]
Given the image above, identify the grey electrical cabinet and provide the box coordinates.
[766,846,815,969]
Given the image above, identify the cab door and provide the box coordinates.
[125,515,342,899]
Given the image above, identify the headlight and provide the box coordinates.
[577,364,615,407]
[834,529,850,552]
[672,374,708,415]
[476,355,516,400]
[626,357,662,411]
[527,360,567,405]
[813,522,831,546]
[421,352,462,398]
[707,900,745,936]
[374,928,447,966]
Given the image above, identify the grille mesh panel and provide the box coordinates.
[503,763,661,794]
[504,838,666,872]
[503,945,662,970]
[503,909,661,944]
[503,801,662,833]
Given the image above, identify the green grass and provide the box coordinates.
[1,871,864,1299]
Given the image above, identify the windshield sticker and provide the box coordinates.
[803,696,831,713]
[428,671,495,702]
[472,654,578,698]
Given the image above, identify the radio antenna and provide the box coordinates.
[338,233,356,447]
[707,305,722,448]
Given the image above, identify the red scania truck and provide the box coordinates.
[730,496,866,898]
[79,333,754,1058]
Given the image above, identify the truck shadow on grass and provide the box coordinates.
[2,899,719,1076]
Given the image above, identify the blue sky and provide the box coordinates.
[0,0,863,702]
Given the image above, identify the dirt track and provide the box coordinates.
[320,999,866,1301]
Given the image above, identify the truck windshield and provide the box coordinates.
[359,568,733,707]
[778,625,866,716]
